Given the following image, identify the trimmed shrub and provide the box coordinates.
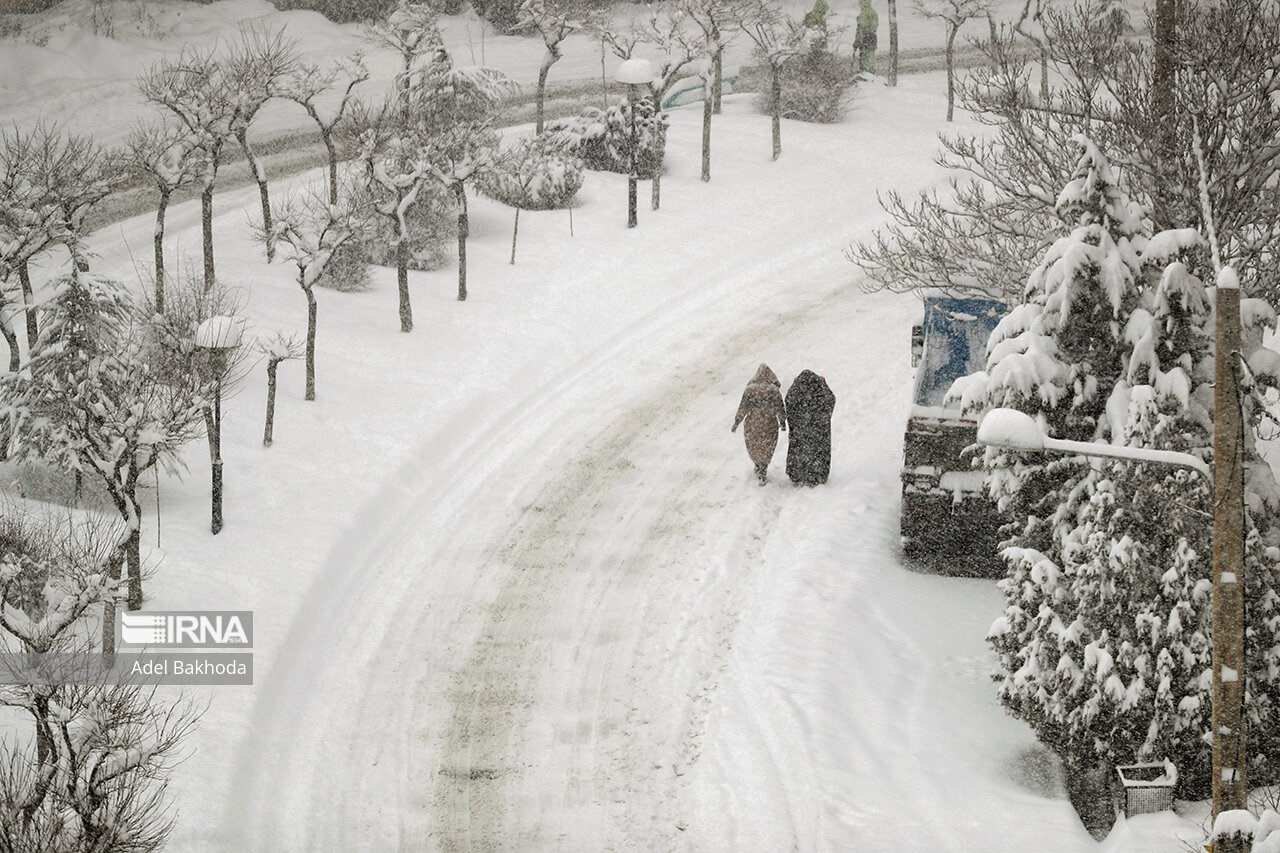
[545,97,667,178]
[743,45,857,124]
[316,240,372,292]
[477,137,584,211]
[354,179,456,272]
[272,0,397,23]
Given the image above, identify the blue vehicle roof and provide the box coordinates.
[913,295,1006,407]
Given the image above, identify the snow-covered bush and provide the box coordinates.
[351,170,455,273]
[1,270,208,613]
[273,0,398,22]
[948,138,1280,791]
[316,240,372,292]
[545,98,668,178]
[743,42,856,124]
[477,137,584,211]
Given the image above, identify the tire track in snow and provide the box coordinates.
[427,293,839,851]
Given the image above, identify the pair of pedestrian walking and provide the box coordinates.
[730,364,836,486]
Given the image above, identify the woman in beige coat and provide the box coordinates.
[731,364,788,485]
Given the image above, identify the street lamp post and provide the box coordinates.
[195,315,245,536]
[615,58,655,229]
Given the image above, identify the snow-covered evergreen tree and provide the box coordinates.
[949,137,1280,787]
[0,271,207,613]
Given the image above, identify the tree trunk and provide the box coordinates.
[124,493,142,611]
[701,79,712,182]
[1151,0,1178,227]
[323,131,339,206]
[1040,44,1049,102]
[198,406,214,466]
[652,120,663,210]
[264,361,278,446]
[770,65,782,161]
[397,240,413,333]
[510,208,520,265]
[102,547,123,656]
[600,39,608,110]
[535,56,554,136]
[888,0,900,86]
[201,182,216,290]
[713,47,724,114]
[946,28,957,122]
[238,130,273,262]
[18,260,36,351]
[33,694,51,766]
[1,318,18,373]
[304,285,317,401]
[455,182,468,302]
[154,190,168,313]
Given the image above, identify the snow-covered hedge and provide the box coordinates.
[740,46,857,124]
[477,137,584,211]
[545,98,667,178]
[354,179,455,273]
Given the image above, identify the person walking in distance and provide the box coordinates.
[732,364,788,485]
[785,370,836,485]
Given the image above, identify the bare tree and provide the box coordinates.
[0,124,119,350]
[258,333,302,446]
[139,46,244,290]
[681,0,739,115]
[850,0,1280,302]
[518,0,601,135]
[415,53,516,301]
[915,0,992,121]
[365,0,444,120]
[278,52,370,205]
[682,0,742,178]
[733,0,807,160]
[125,121,203,313]
[347,99,436,333]
[262,186,369,400]
[225,24,298,263]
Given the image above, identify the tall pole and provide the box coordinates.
[627,84,639,228]
[1211,267,1247,851]
[211,374,224,535]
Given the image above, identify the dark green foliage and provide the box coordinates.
[272,0,398,23]
[316,240,373,291]
[545,97,667,177]
[745,43,857,124]
[476,137,584,210]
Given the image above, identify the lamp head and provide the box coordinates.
[616,57,656,85]
[976,408,1045,452]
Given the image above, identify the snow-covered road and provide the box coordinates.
[45,76,1103,850]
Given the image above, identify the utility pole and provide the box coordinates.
[1211,265,1248,853]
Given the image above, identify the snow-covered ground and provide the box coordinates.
[1,0,1105,148]
[0,66,1141,850]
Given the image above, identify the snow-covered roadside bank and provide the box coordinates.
[0,0,1123,146]
[7,76,1107,850]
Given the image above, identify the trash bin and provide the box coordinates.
[1113,760,1178,818]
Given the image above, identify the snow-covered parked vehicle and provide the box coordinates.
[900,294,1006,575]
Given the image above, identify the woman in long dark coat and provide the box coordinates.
[732,364,788,485]
[785,370,836,485]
